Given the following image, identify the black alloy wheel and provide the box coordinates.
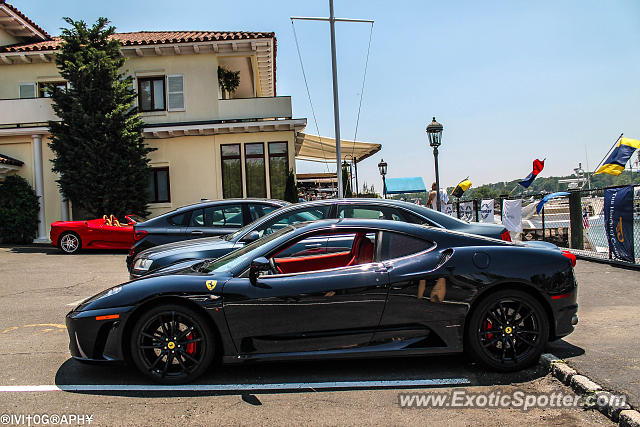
[130,304,215,384]
[59,232,81,254]
[466,289,549,372]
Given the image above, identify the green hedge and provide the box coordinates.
[0,175,39,244]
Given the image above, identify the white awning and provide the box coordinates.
[295,133,381,164]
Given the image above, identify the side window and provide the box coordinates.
[402,210,434,226]
[249,204,279,222]
[339,206,384,220]
[338,205,407,221]
[204,205,243,227]
[255,206,331,237]
[276,235,328,258]
[378,232,432,261]
[169,213,185,226]
[270,230,377,275]
[189,209,204,227]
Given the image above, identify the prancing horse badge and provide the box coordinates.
[205,280,217,291]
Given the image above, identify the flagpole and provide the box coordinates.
[591,133,623,176]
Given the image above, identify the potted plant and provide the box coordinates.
[217,66,240,99]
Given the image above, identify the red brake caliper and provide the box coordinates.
[483,320,494,340]
[186,332,196,355]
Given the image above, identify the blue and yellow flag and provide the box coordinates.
[595,137,640,176]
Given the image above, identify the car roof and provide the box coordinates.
[288,217,428,235]
[173,198,288,212]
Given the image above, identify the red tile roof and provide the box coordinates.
[1,31,275,52]
[0,1,51,39]
[0,153,24,166]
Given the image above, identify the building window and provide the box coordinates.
[38,81,67,98]
[221,144,243,198]
[19,82,36,99]
[244,143,266,198]
[138,77,165,112]
[268,142,289,200]
[148,167,170,203]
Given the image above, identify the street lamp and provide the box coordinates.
[378,158,387,199]
[426,117,444,211]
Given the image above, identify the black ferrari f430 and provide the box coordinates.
[66,219,578,383]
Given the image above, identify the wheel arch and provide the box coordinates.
[121,295,223,365]
[462,282,555,351]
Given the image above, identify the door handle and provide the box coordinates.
[305,243,322,247]
[191,230,204,235]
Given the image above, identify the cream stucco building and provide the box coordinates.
[0,1,306,241]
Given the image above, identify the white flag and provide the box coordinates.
[480,199,495,223]
[442,203,453,216]
[460,201,474,221]
[502,199,523,233]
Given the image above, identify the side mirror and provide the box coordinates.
[242,231,261,243]
[249,256,271,285]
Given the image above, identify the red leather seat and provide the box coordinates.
[347,233,374,266]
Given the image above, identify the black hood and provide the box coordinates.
[139,235,235,259]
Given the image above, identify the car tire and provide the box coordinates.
[130,304,216,384]
[59,232,82,254]
[465,289,549,372]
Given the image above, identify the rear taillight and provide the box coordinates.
[500,230,511,242]
[134,230,148,241]
[561,250,576,267]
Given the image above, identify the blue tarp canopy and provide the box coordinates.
[384,177,427,194]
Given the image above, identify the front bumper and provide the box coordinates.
[66,306,135,363]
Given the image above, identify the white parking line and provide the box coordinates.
[0,378,470,392]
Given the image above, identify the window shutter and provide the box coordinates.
[167,75,184,111]
[19,83,36,99]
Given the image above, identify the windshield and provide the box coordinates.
[203,226,295,273]
[126,214,147,223]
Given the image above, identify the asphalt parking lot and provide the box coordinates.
[0,245,621,425]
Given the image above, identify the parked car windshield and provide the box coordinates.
[203,226,295,273]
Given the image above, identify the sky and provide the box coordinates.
[19,0,640,193]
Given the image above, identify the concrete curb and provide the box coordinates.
[540,353,638,425]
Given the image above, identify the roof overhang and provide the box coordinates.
[142,118,306,139]
[0,164,19,178]
[295,132,381,164]
[0,3,49,40]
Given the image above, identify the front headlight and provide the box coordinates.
[133,258,153,271]
[75,285,123,310]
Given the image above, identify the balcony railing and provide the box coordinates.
[0,95,292,127]
[0,97,57,127]
[218,96,292,121]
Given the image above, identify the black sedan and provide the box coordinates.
[67,219,578,384]
[129,198,511,278]
[126,198,287,269]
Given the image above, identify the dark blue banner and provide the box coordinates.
[604,186,635,262]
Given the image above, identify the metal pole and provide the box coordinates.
[591,133,623,177]
[329,0,343,198]
[541,206,545,242]
[382,175,386,199]
[354,160,359,196]
[434,147,441,211]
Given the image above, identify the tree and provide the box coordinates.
[0,176,39,243]
[284,169,299,203]
[48,17,155,218]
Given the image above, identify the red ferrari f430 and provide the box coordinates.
[50,214,146,254]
